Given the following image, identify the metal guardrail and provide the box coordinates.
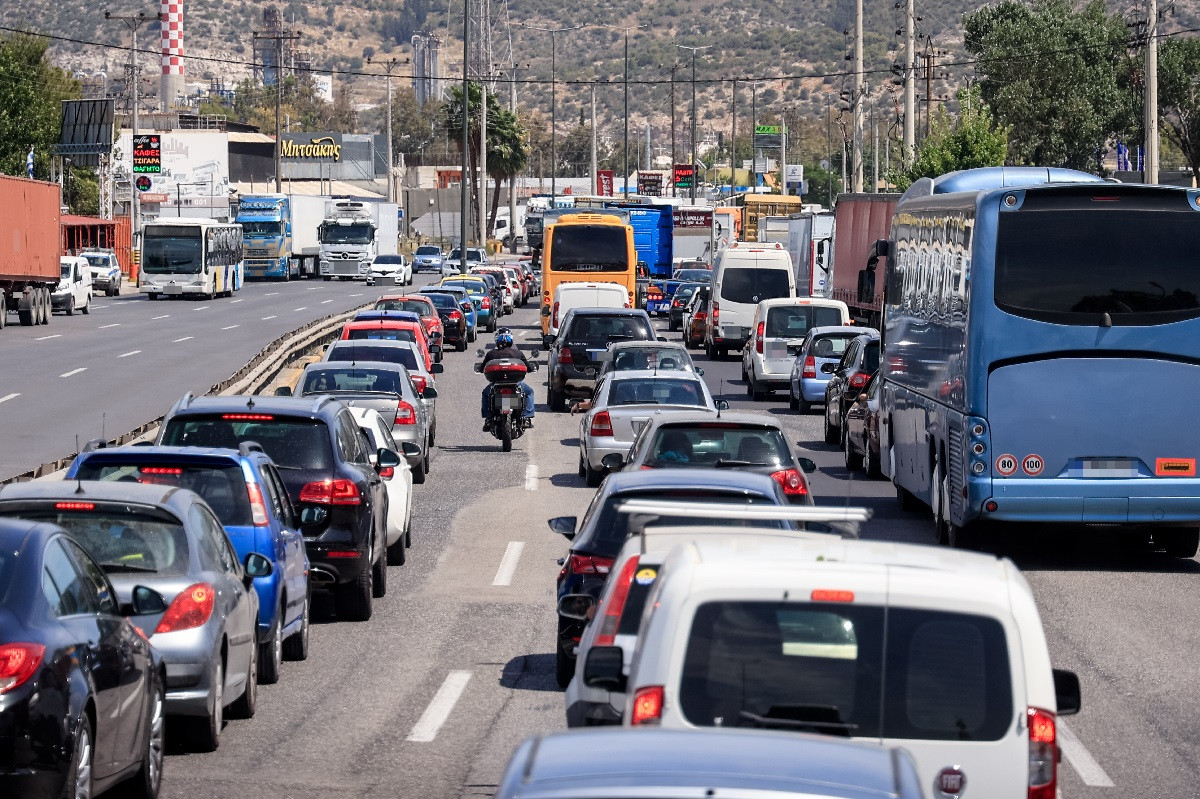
[1,304,369,485]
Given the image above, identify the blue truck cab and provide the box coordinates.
[238,194,293,280]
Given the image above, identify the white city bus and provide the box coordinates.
[140,217,244,300]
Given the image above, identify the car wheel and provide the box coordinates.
[388,522,408,564]
[549,385,566,413]
[258,611,284,685]
[228,636,258,719]
[372,545,388,597]
[282,592,310,661]
[1162,527,1200,558]
[864,443,882,478]
[578,453,587,478]
[81,295,90,314]
[456,337,467,352]
[404,511,413,548]
[119,672,164,799]
[704,340,715,359]
[185,659,223,751]
[555,647,574,689]
[65,297,74,316]
[823,408,839,445]
[63,713,93,799]
[411,455,427,484]
[584,457,605,488]
[750,379,767,402]
[788,390,799,411]
[336,560,374,621]
[843,426,863,471]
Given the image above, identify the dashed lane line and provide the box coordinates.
[193,305,210,311]
[320,299,333,304]
[293,307,308,312]
[405,671,472,743]
[492,542,525,586]
[60,368,86,378]
[262,315,277,320]
[117,350,141,358]
[524,464,538,490]
[221,324,239,330]
[1059,720,1115,787]
[0,393,19,404]
[173,336,193,343]
[98,323,120,329]
[152,314,169,320]
[35,334,61,341]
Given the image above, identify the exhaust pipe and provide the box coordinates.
[308,566,338,585]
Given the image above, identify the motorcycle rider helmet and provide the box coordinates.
[495,328,514,348]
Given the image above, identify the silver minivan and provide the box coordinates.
[741,298,849,400]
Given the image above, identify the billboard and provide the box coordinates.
[754,124,783,149]
[117,130,231,219]
[637,173,663,197]
[673,164,694,188]
[596,169,614,196]
[56,99,115,167]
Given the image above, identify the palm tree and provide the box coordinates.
[487,107,528,238]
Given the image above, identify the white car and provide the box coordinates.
[349,406,414,565]
[441,247,488,275]
[604,506,1083,799]
[52,256,93,315]
[367,254,412,286]
[80,250,123,296]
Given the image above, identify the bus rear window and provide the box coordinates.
[549,226,629,272]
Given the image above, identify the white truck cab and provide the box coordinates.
[53,256,93,315]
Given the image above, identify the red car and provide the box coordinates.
[374,294,445,347]
[340,318,437,370]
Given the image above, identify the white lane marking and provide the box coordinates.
[1058,720,1115,787]
[173,336,193,343]
[221,324,239,330]
[406,671,472,742]
[0,393,19,404]
[117,350,141,358]
[35,334,61,341]
[89,305,106,310]
[523,330,540,339]
[60,368,86,378]
[524,464,539,491]
[98,323,120,329]
[293,306,307,312]
[264,292,279,296]
[262,315,277,320]
[230,298,243,304]
[307,286,322,291]
[349,293,363,297]
[492,542,526,586]
[152,314,170,320]
[193,305,209,311]
[320,299,333,304]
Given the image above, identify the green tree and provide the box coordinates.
[0,33,80,178]
[803,161,842,207]
[1159,37,1200,185]
[964,0,1133,170]
[893,85,1009,190]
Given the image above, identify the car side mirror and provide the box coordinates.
[531,349,541,358]
[601,453,624,472]
[421,386,439,399]
[540,306,551,317]
[548,516,577,539]
[1053,668,1081,716]
[716,399,730,411]
[400,441,421,458]
[377,448,402,468]
[583,645,626,692]
[243,552,274,586]
[431,362,445,374]
[821,363,836,374]
[274,386,293,396]
[557,593,597,622]
[476,348,485,357]
[797,457,817,474]
[123,585,168,617]
[695,367,704,376]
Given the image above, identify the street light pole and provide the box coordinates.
[106,10,150,239]
[368,56,407,203]
[675,45,710,203]
[517,24,581,200]
[460,0,469,258]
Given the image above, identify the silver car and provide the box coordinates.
[596,340,700,379]
[788,325,877,413]
[0,480,269,753]
[324,339,440,444]
[578,370,717,487]
[412,245,444,273]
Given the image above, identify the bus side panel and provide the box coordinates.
[883,382,934,508]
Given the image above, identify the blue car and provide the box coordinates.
[420,286,477,340]
[788,325,878,413]
[441,277,497,333]
[67,443,311,683]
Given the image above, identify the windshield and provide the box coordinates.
[10,509,189,576]
[83,255,112,267]
[720,268,791,304]
[607,377,705,407]
[374,255,405,264]
[326,344,418,370]
[416,246,440,256]
[679,602,1013,741]
[321,223,373,245]
[995,201,1200,324]
[60,263,72,278]
[549,225,630,273]
[161,416,334,471]
[301,367,403,395]
[71,462,253,527]
[143,228,203,274]
[766,306,844,338]
[241,221,282,236]
[644,423,791,468]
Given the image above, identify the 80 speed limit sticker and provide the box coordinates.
[995,454,1017,476]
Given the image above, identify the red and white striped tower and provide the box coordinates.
[160,0,184,108]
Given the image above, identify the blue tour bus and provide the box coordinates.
[864,166,1200,555]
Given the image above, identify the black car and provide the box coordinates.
[823,332,881,445]
[158,394,399,622]
[546,307,657,412]
[668,282,704,332]
[0,518,165,799]
[414,290,469,349]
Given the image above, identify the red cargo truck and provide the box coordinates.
[0,176,62,328]
[830,193,898,327]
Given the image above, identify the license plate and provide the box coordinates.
[500,396,522,410]
[164,285,183,295]
[1075,458,1138,478]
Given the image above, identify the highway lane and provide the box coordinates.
[0,277,435,481]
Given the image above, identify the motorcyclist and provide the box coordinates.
[481,328,535,429]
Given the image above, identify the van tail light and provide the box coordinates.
[595,556,640,646]
[802,356,816,379]
[849,372,870,389]
[154,583,216,634]
[755,321,765,354]
[631,685,664,726]
[770,468,809,496]
[559,346,573,364]
[394,400,418,426]
[712,302,720,325]
[410,375,428,394]
[1027,707,1057,799]
[299,478,363,505]
[552,301,560,327]
[589,411,614,437]
[246,481,270,526]
[0,643,45,694]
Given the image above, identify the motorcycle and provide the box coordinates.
[474,348,540,452]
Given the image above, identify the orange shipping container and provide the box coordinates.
[60,215,134,280]
[0,176,61,283]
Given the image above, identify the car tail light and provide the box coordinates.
[1027,707,1057,799]
[394,400,418,426]
[449,310,462,321]
[589,411,614,437]
[461,302,472,312]
[770,468,809,496]
[54,501,95,511]
[552,301,560,327]
[140,467,183,475]
[694,311,707,322]
[222,413,274,421]
[672,299,681,308]
[595,556,640,646]
[560,346,573,364]
[802,356,816,379]
[246,481,269,526]
[849,372,870,389]
[325,550,360,558]
[299,479,363,505]
[154,583,216,634]
[410,375,428,394]
[566,553,613,576]
[481,297,491,310]
[755,321,765,354]
[378,466,395,480]
[712,302,720,325]
[631,685,664,726]
[0,643,45,694]
[811,589,855,602]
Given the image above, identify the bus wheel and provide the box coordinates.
[1162,527,1200,558]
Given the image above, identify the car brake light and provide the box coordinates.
[552,301,560,327]
[694,311,707,321]
[140,467,183,475]
[595,556,640,646]
[811,589,855,602]
[481,297,490,310]
[802,355,817,379]
[567,553,613,576]
[589,411,614,437]
[410,375,428,394]
[378,466,395,480]
[631,685,664,725]
[449,310,462,320]
[394,400,418,426]
[0,643,45,694]
[1027,707,1057,799]
[770,468,809,496]
[299,478,363,505]
[154,583,216,634]
[246,481,269,525]
[54,501,95,511]
[849,372,870,389]
[755,321,765,354]
[560,346,573,364]
[222,413,274,421]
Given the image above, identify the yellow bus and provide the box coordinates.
[539,212,637,339]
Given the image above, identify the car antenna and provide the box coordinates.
[717,380,724,418]
[75,475,85,495]
[246,396,256,411]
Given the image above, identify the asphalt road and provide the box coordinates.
[9,274,1189,797]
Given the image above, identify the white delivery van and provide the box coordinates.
[52,256,93,315]
[706,242,795,360]
[742,297,850,400]
[543,282,629,347]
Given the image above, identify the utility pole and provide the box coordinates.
[730,79,737,192]
[872,120,879,192]
[461,0,469,258]
[751,80,763,187]
[518,24,581,200]
[668,64,679,197]
[1145,0,1159,183]
[675,44,710,204]
[852,0,864,192]
[253,26,301,193]
[590,84,598,196]
[106,10,150,237]
[509,65,519,253]
[903,0,916,164]
[368,56,408,203]
[480,79,488,242]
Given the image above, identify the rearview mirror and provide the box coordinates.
[695,367,704,376]
[548,516,577,539]
[400,441,422,458]
[601,453,624,472]
[377,448,402,468]
[583,645,626,692]
[274,386,293,396]
[243,552,274,585]
[797,457,817,474]
[431,363,445,374]
[123,585,168,617]
[716,400,730,411]
[1053,668,1081,716]
[421,386,439,399]
[557,593,597,622]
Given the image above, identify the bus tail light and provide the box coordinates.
[755,321,765,354]
[802,356,816,379]
[1027,707,1058,799]
[589,411,613,437]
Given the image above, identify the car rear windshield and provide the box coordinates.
[549,226,630,273]
[577,491,786,558]
[161,415,334,471]
[72,462,253,527]
[607,378,705,407]
[675,269,712,283]
[375,300,431,316]
[720,268,791,305]
[442,281,483,295]
[326,344,419,371]
[8,509,190,577]
[344,328,417,344]
[422,293,458,310]
[566,314,652,342]
[611,347,690,371]
[809,334,857,359]
[679,602,1013,741]
[301,367,404,395]
[766,306,843,338]
[645,424,791,468]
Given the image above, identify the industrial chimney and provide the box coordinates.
[160,0,184,108]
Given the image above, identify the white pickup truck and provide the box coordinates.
[52,256,93,315]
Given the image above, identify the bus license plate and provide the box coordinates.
[164,284,183,295]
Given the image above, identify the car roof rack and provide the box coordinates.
[310,394,339,413]
[614,500,872,541]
